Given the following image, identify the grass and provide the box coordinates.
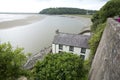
[61,14,93,18]
[75,14,92,18]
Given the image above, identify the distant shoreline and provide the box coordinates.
[0,15,46,29]
[0,12,38,14]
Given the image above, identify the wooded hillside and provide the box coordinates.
[39,8,96,15]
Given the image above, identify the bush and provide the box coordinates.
[89,0,120,61]
[89,23,106,63]
[33,52,87,80]
[0,43,28,80]
[91,0,120,32]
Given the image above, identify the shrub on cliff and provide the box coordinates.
[33,52,87,80]
[89,23,106,61]
[91,0,120,32]
[89,0,120,59]
[0,43,28,80]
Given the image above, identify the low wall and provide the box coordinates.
[89,18,120,80]
[24,46,52,69]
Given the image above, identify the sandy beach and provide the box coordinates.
[0,15,46,29]
[0,14,92,29]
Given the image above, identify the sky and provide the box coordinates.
[0,0,109,13]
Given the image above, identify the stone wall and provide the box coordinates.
[24,46,52,69]
[89,18,120,80]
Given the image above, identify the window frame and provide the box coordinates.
[59,44,63,50]
[69,46,74,52]
[81,48,86,54]
[80,55,85,60]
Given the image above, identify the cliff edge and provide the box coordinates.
[89,18,120,80]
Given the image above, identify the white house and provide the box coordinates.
[52,32,90,60]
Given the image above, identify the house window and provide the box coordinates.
[80,55,85,60]
[59,51,63,53]
[69,46,74,52]
[59,44,63,50]
[81,48,86,54]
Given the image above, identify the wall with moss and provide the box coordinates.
[89,18,120,80]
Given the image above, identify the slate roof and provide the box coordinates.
[53,33,90,49]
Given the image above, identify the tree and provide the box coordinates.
[91,0,120,32]
[33,52,87,80]
[39,7,96,15]
[0,43,27,80]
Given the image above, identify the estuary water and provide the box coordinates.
[0,14,92,54]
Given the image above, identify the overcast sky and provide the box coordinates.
[0,0,109,13]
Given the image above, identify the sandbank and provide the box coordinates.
[0,15,46,29]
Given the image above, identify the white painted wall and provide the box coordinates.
[85,49,90,60]
[52,44,90,60]
[52,44,59,53]
[52,44,55,53]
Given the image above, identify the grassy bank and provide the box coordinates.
[73,14,92,18]
[63,14,92,18]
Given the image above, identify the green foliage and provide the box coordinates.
[89,0,120,60]
[40,7,96,15]
[83,60,91,80]
[0,43,27,80]
[91,0,120,32]
[33,52,87,80]
[89,23,106,62]
[100,0,120,22]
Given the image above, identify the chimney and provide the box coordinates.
[56,29,59,34]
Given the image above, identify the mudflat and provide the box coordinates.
[0,15,46,29]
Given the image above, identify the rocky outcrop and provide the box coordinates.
[89,18,120,80]
[24,46,52,69]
